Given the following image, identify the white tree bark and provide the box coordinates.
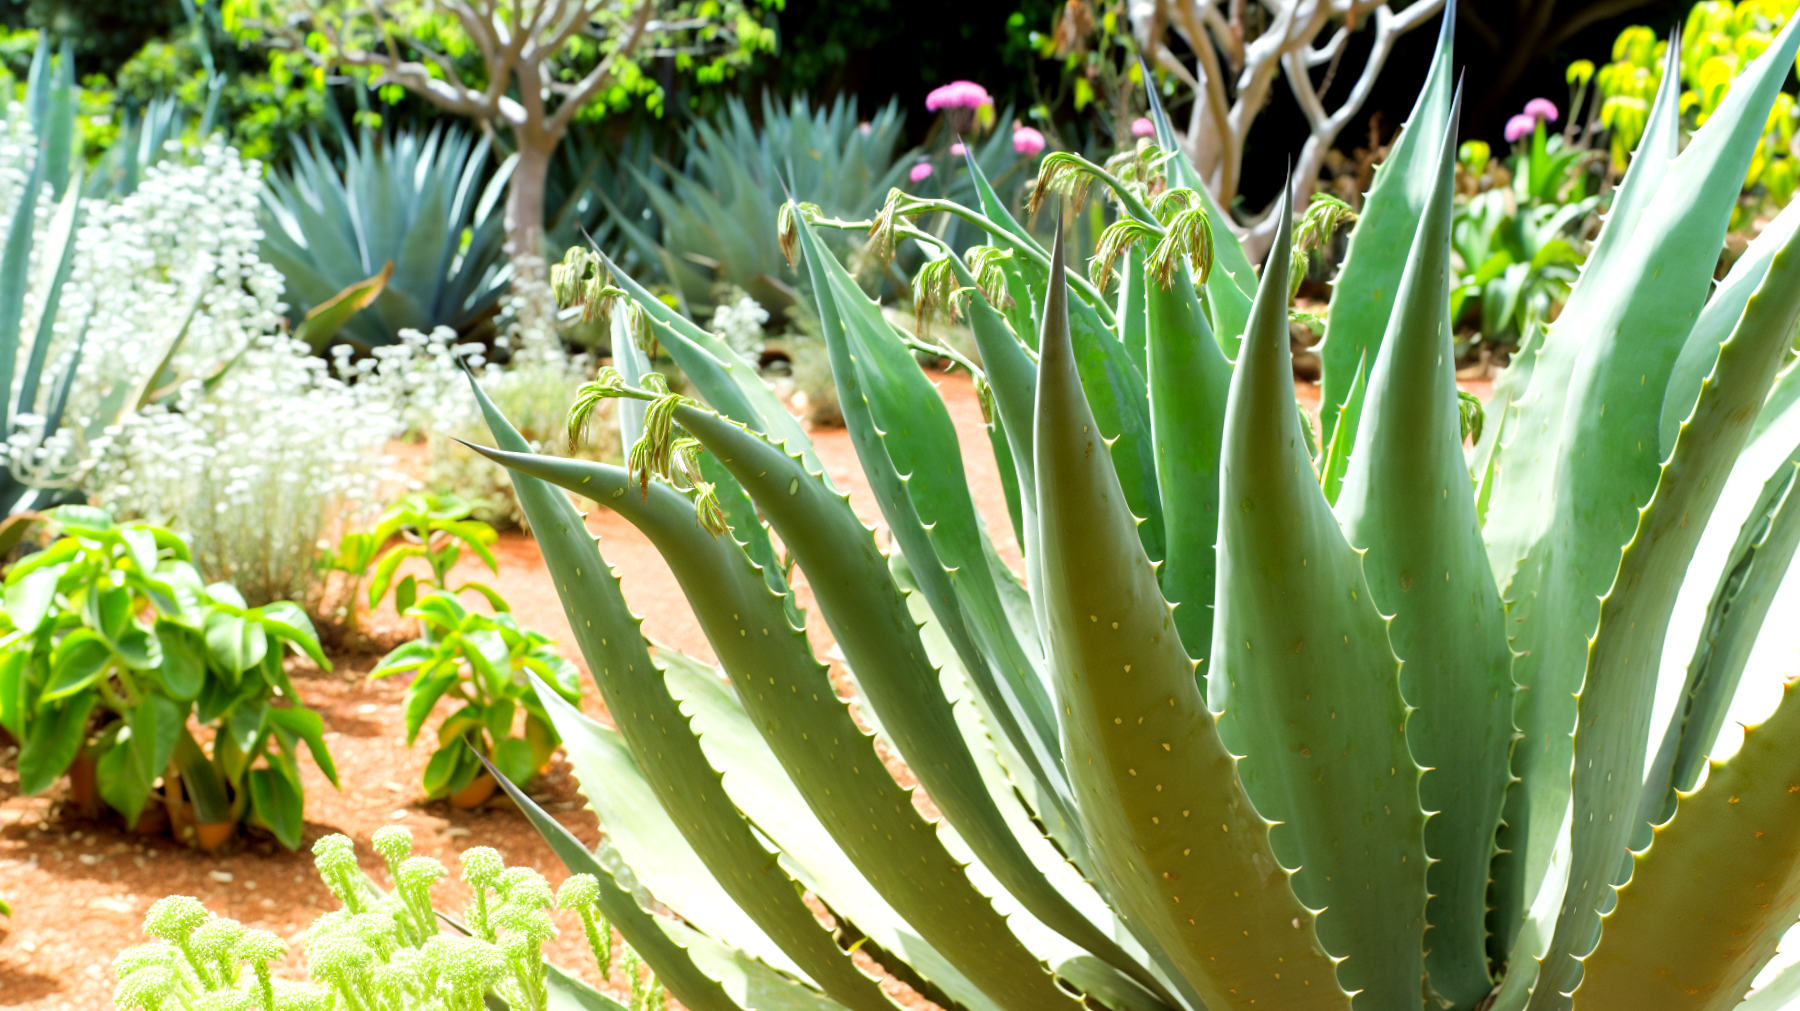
[1130,0,1444,260]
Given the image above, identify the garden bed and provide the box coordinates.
[0,370,1446,1009]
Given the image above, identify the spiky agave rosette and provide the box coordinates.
[454,9,1800,1011]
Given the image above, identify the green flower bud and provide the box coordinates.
[270,980,332,1011]
[234,929,285,964]
[371,826,413,866]
[397,856,447,893]
[192,990,250,1011]
[191,917,245,964]
[459,847,504,890]
[144,896,209,943]
[113,965,176,1011]
[556,874,599,911]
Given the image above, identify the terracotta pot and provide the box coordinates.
[449,773,498,809]
[132,798,169,836]
[195,821,235,853]
[67,753,99,816]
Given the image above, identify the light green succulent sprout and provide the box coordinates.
[114,831,661,1011]
[450,10,1800,1011]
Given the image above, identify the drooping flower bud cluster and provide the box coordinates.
[113,832,661,1011]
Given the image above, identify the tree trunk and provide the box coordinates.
[507,135,552,285]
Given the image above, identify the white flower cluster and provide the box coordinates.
[82,334,400,607]
[710,288,770,358]
[4,138,400,608]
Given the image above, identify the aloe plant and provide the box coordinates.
[451,14,1800,1011]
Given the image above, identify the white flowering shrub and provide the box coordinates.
[709,288,769,359]
[84,335,398,609]
[5,139,400,611]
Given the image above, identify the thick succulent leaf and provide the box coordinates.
[1142,71,1255,347]
[598,249,827,483]
[1470,323,1540,526]
[1317,0,1455,446]
[1529,194,1800,1009]
[1033,225,1348,1010]
[1144,257,1231,666]
[1738,959,1800,1011]
[467,441,1079,1011]
[794,217,1072,850]
[1483,20,1800,972]
[1573,679,1800,1011]
[887,553,1187,1011]
[483,761,746,1011]
[1317,354,1367,507]
[469,380,888,1011]
[533,678,827,984]
[1332,98,1513,1010]
[1118,246,1150,376]
[1211,199,1426,1007]
[1005,250,1166,563]
[0,159,40,427]
[1660,199,1800,457]
[672,405,1088,1011]
[655,648,1010,1011]
[1640,453,1800,834]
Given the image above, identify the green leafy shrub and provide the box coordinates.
[373,590,582,800]
[112,829,665,1011]
[0,507,338,850]
[1450,124,1599,345]
[455,14,1800,1011]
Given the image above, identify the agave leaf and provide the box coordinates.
[886,552,1188,1011]
[40,41,73,201]
[1529,184,1800,1009]
[467,381,893,1011]
[464,438,1081,1011]
[1572,679,1800,1010]
[1011,251,1166,563]
[793,216,1072,845]
[1640,453,1800,834]
[654,648,1010,1011]
[1332,96,1513,1009]
[1033,223,1348,1009]
[0,159,42,428]
[1470,322,1541,526]
[1117,245,1150,376]
[524,683,808,978]
[1144,256,1231,666]
[1484,20,1800,974]
[15,176,81,418]
[1316,0,1455,446]
[1209,196,1426,1007]
[293,262,392,351]
[1661,198,1800,457]
[1140,67,1255,347]
[1738,958,1800,1011]
[1316,353,1368,507]
[480,758,753,1011]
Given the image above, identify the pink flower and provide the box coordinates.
[950,141,967,156]
[1130,117,1155,138]
[925,80,993,112]
[1523,98,1560,123]
[858,122,872,134]
[1504,114,1537,143]
[1013,126,1047,156]
[910,162,934,183]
